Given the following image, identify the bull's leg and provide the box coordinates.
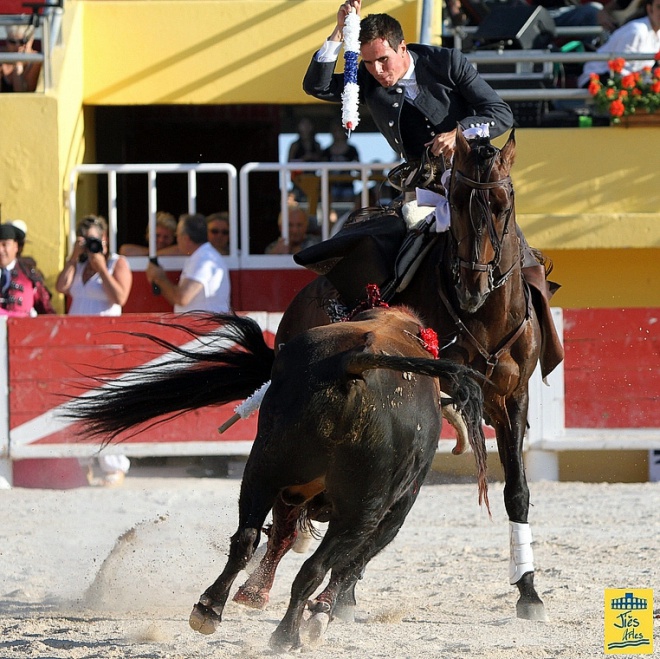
[232,496,301,609]
[189,485,277,634]
[269,512,380,652]
[494,394,547,622]
[318,477,425,621]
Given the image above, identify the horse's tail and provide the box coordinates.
[343,353,489,512]
[62,313,274,442]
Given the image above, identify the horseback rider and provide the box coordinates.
[303,1,513,162]
[302,1,564,375]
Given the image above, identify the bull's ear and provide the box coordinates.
[500,129,516,168]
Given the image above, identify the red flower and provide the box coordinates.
[588,80,601,96]
[621,74,636,89]
[609,99,625,117]
[652,81,660,93]
[609,58,626,74]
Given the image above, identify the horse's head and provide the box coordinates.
[448,129,517,313]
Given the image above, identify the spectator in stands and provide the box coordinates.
[119,211,183,256]
[146,213,231,312]
[288,117,324,202]
[530,0,616,33]
[1,25,41,93]
[322,124,361,203]
[265,204,321,255]
[288,117,323,163]
[55,214,133,486]
[56,214,133,315]
[206,211,230,255]
[578,0,660,86]
[6,219,55,314]
[0,223,49,317]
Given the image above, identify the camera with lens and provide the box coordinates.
[85,236,103,253]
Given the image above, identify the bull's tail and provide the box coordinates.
[344,353,490,512]
[62,314,274,442]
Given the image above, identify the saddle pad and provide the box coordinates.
[294,211,407,308]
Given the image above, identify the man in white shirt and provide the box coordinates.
[579,0,660,86]
[146,213,231,313]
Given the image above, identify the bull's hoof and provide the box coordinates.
[269,627,300,653]
[189,602,221,635]
[516,598,548,622]
[232,585,269,610]
[303,612,330,646]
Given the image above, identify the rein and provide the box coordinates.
[450,166,516,292]
[436,267,533,379]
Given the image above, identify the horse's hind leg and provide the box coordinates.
[494,394,547,622]
[233,496,301,609]
[189,486,277,634]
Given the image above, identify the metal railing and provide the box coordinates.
[69,163,238,258]
[68,161,397,267]
[465,49,660,102]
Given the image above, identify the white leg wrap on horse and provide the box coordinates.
[509,521,535,584]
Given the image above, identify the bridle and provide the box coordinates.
[448,145,517,293]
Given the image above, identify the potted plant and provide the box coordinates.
[587,56,660,125]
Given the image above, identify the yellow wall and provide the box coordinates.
[0,0,658,313]
[82,0,421,105]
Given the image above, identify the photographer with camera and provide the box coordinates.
[56,214,133,316]
[56,214,133,487]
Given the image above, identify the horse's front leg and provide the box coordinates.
[494,392,547,622]
[233,496,301,609]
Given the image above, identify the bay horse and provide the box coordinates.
[67,307,488,651]
[268,129,557,622]
[67,129,557,622]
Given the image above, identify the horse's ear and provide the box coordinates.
[455,125,470,157]
[500,129,516,168]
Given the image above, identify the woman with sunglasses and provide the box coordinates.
[1,25,41,93]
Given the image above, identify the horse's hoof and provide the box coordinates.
[333,602,356,623]
[189,603,221,635]
[304,612,330,646]
[233,585,269,610]
[516,598,548,622]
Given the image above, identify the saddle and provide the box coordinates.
[295,159,564,377]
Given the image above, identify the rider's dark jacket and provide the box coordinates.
[303,44,514,161]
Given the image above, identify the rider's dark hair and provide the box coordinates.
[359,14,405,50]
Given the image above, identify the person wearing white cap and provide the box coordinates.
[0,224,37,317]
[5,219,55,315]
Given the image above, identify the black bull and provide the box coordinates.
[65,307,488,651]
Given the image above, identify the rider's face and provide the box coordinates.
[360,38,409,88]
